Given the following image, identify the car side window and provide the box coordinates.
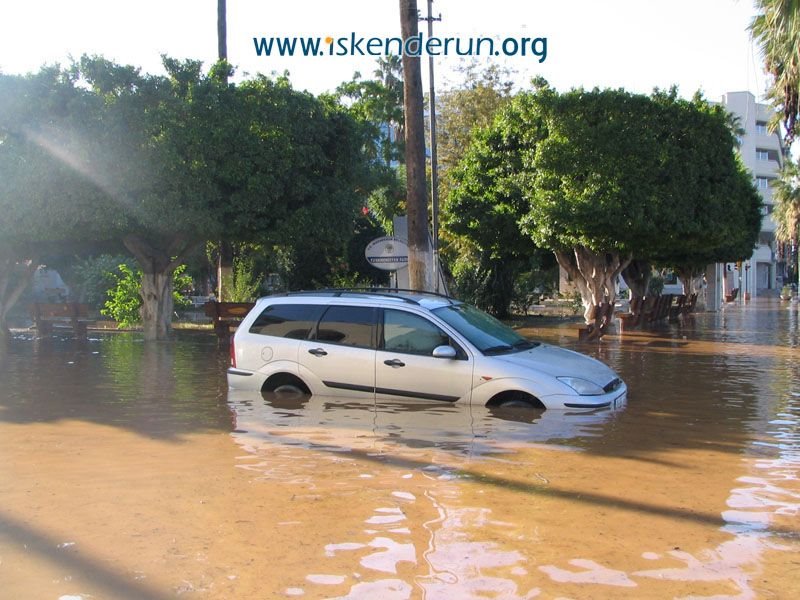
[249,304,324,339]
[383,309,451,356]
[313,305,377,349]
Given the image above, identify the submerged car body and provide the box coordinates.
[227,290,627,410]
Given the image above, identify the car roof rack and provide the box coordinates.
[280,287,459,306]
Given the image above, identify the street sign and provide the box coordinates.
[365,236,409,271]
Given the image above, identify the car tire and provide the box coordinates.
[488,391,545,410]
[273,383,305,395]
[497,398,537,409]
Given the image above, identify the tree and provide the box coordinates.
[0,67,118,337]
[436,63,515,192]
[750,0,800,143]
[521,86,760,330]
[436,63,529,316]
[0,59,373,340]
[337,55,405,166]
[772,159,800,285]
[449,81,761,333]
[102,263,192,328]
[631,92,763,297]
[442,96,544,318]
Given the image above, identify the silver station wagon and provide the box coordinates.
[227,290,627,410]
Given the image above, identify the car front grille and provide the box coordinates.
[603,378,622,393]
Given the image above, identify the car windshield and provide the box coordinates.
[432,304,539,355]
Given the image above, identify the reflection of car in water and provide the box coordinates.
[227,389,622,457]
[227,290,628,411]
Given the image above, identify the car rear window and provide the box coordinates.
[249,304,325,339]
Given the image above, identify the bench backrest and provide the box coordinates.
[30,303,90,318]
[203,301,255,320]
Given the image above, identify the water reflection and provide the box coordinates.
[0,299,797,598]
[0,332,231,438]
[228,390,619,459]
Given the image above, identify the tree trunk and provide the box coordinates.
[0,254,39,340]
[675,265,704,295]
[140,270,174,341]
[486,257,518,319]
[217,240,234,301]
[555,247,631,337]
[400,0,432,291]
[621,259,651,312]
[123,235,197,341]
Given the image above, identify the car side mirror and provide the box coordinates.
[432,345,457,359]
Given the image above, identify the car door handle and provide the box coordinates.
[308,348,328,357]
[383,358,405,367]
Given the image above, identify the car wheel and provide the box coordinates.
[273,383,305,395]
[497,398,537,409]
[487,391,545,410]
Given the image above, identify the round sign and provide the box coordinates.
[365,236,409,271]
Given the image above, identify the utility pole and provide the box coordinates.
[399,0,433,291]
[216,0,233,300]
[421,0,441,293]
[217,0,227,65]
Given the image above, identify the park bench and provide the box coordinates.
[618,296,644,331]
[668,294,687,322]
[618,292,699,333]
[203,300,255,340]
[29,303,93,336]
[648,294,674,323]
[682,293,698,315]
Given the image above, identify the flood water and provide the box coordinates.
[0,299,798,599]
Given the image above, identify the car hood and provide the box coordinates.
[492,344,617,386]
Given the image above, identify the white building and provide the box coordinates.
[718,91,786,299]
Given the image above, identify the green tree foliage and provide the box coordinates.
[773,159,800,244]
[439,66,551,318]
[102,264,192,328]
[227,258,261,303]
[772,159,800,284]
[337,56,404,164]
[0,66,119,336]
[750,0,800,143]
[450,81,761,329]
[0,57,374,340]
[436,63,515,202]
[443,107,545,317]
[524,86,760,316]
[65,254,136,308]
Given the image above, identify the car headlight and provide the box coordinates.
[557,377,604,396]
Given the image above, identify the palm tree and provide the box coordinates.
[373,55,405,163]
[750,0,800,143]
[772,160,800,285]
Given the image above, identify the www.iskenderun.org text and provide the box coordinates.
[254,33,548,62]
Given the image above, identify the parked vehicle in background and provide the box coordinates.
[228,290,627,410]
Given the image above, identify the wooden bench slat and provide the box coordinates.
[203,301,256,340]
[29,303,92,337]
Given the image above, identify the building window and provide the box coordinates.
[756,176,773,190]
[756,148,779,161]
[756,121,768,135]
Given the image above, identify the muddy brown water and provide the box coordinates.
[0,299,798,599]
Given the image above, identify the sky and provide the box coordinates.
[0,0,766,102]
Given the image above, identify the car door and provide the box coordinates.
[298,304,377,397]
[375,308,474,403]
